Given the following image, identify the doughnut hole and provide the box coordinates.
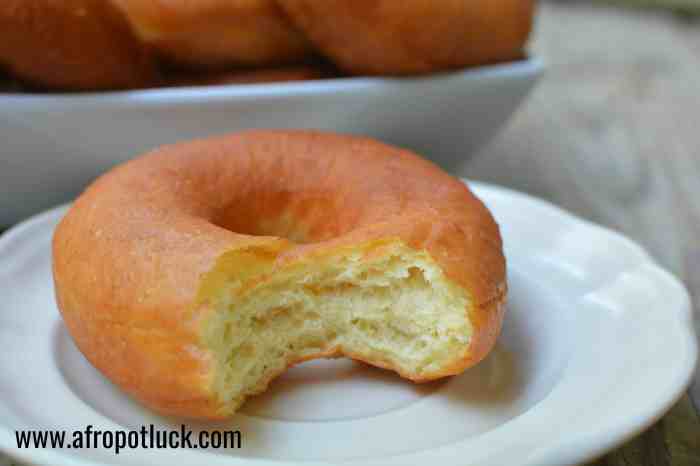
[210,188,367,245]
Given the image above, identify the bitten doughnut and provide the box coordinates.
[277,0,535,75]
[52,130,506,419]
[0,0,159,90]
[111,0,315,68]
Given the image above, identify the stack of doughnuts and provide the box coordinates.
[0,0,534,91]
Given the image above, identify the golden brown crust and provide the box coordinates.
[53,130,506,418]
[277,0,534,75]
[0,0,159,90]
[0,0,533,89]
[111,0,314,69]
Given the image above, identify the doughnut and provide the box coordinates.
[0,0,159,90]
[165,64,334,87]
[52,130,506,419]
[0,0,534,90]
[277,0,535,75]
[110,0,315,69]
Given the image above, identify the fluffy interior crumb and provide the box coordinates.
[200,242,471,415]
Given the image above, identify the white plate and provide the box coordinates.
[0,59,542,226]
[0,181,696,466]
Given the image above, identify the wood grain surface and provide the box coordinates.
[459,2,700,464]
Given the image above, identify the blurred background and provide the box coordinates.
[464,1,700,464]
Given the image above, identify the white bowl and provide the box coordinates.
[0,58,542,226]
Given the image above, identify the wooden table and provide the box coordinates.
[457,2,700,464]
[1,2,698,465]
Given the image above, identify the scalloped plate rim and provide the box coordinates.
[0,179,696,466]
